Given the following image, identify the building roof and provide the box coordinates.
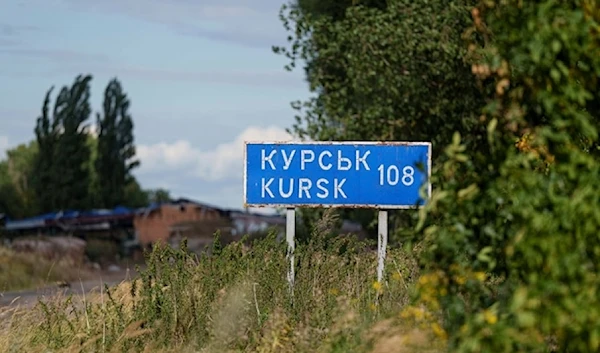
[5,199,227,231]
[4,206,137,231]
[3,198,365,234]
[138,198,225,214]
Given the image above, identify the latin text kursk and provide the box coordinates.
[259,149,371,200]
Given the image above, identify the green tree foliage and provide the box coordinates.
[123,179,150,208]
[0,163,16,216]
[296,0,386,21]
[0,161,27,218]
[32,87,60,212]
[0,134,153,218]
[276,0,484,238]
[278,0,600,350]
[54,74,94,210]
[87,133,100,206]
[32,74,94,211]
[20,74,159,217]
[411,1,600,351]
[146,188,172,204]
[278,0,482,150]
[0,142,39,218]
[95,78,140,208]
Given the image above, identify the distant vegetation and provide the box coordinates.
[0,75,171,219]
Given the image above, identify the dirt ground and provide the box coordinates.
[0,265,141,308]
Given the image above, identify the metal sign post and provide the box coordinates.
[286,208,295,294]
[243,141,431,293]
[377,210,388,283]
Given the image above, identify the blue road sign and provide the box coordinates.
[244,142,431,209]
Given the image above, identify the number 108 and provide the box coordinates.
[377,164,415,186]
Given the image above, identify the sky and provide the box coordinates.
[0,0,309,212]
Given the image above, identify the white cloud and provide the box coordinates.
[137,126,297,181]
[0,135,9,159]
[137,140,200,172]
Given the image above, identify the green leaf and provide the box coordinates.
[517,311,536,328]
[550,68,561,82]
[551,39,562,53]
[452,132,461,146]
[477,246,493,263]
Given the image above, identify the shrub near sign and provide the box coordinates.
[244,142,432,208]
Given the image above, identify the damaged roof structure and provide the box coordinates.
[1,198,366,244]
[3,207,135,233]
[2,198,217,233]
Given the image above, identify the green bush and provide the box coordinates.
[412,1,600,352]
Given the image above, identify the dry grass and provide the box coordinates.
[0,246,92,292]
[0,217,446,353]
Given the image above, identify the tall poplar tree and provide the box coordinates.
[95,78,139,208]
[54,74,94,210]
[32,74,93,212]
[32,87,60,212]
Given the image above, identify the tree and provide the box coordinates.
[32,87,60,212]
[0,142,39,218]
[86,133,100,206]
[32,74,94,212]
[4,142,38,217]
[54,74,94,210]
[295,0,386,21]
[278,0,482,148]
[95,78,140,208]
[409,1,600,351]
[146,188,171,203]
[4,75,154,219]
[123,180,150,208]
[275,0,485,238]
[0,161,23,218]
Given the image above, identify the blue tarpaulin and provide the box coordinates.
[4,206,138,231]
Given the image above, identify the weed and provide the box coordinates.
[0,215,443,353]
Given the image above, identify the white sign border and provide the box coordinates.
[243,141,432,210]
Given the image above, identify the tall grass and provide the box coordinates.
[0,246,90,292]
[0,212,444,353]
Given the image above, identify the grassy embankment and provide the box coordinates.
[0,246,91,292]
[0,214,447,353]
